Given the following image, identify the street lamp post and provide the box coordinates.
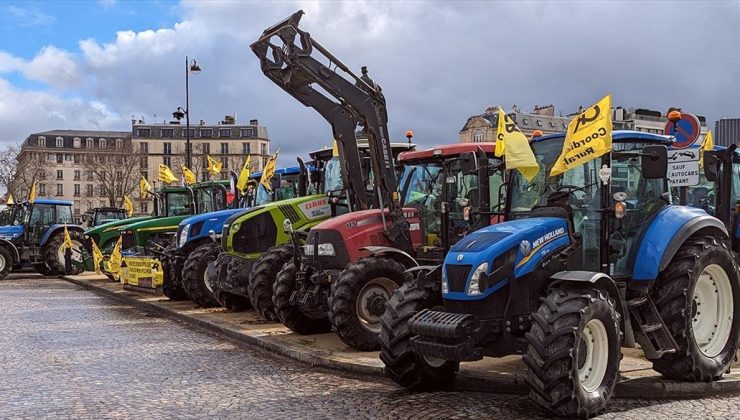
[173,57,201,169]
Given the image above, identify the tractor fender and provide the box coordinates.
[403,265,441,291]
[549,270,627,340]
[360,246,419,269]
[632,206,727,281]
[0,239,20,264]
[40,224,85,246]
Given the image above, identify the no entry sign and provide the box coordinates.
[664,113,701,149]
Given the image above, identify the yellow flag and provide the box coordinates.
[28,182,36,204]
[699,130,714,168]
[181,165,196,185]
[123,195,134,217]
[495,109,539,181]
[236,155,251,192]
[260,149,280,190]
[91,239,104,275]
[158,163,178,184]
[6,194,14,205]
[108,236,123,281]
[62,224,73,249]
[332,140,339,157]
[206,155,222,175]
[550,95,612,177]
[139,176,152,198]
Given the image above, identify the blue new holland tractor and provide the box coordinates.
[380,131,740,418]
[0,199,87,277]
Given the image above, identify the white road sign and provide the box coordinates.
[667,149,700,187]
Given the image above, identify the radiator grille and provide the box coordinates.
[446,264,472,292]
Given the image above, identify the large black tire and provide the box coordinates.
[0,246,13,279]
[652,236,740,381]
[523,287,621,418]
[248,245,293,321]
[220,257,252,311]
[273,262,332,334]
[330,257,407,351]
[379,277,458,388]
[33,263,52,277]
[162,246,188,300]
[44,230,86,275]
[181,242,220,307]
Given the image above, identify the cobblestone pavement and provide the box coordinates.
[1,275,739,419]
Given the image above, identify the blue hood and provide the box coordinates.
[177,207,251,250]
[443,217,571,301]
[0,224,23,239]
[179,208,246,228]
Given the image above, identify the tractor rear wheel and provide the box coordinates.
[379,278,458,388]
[220,257,252,311]
[162,246,188,300]
[44,230,86,275]
[330,257,406,351]
[32,263,52,277]
[248,245,293,321]
[273,262,331,334]
[0,246,13,279]
[653,236,740,381]
[523,287,621,418]
[181,242,220,307]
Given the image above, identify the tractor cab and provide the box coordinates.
[83,207,128,228]
[0,204,14,226]
[14,200,76,245]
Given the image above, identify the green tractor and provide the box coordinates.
[82,207,128,229]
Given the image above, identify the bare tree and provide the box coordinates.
[81,142,144,207]
[10,148,50,200]
[0,144,20,198]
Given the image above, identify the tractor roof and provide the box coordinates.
[532,130,674,145]
[251,166,301,179]
[18,199,73,206]
[398,142,498,161]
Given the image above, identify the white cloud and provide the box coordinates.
[5,5,56,27]
[0,52,24,73]
[23,46,81,89]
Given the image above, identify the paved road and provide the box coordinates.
[1,275,739,419]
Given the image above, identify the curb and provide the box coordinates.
[62,275,740,400]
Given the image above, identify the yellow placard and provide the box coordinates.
[121,256,164,289]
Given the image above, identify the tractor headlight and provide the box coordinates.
[178,224,190,248]
[441,267,449,294]
[304,243,336,256]
[467,262,488,296]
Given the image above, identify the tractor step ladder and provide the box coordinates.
[627,295,678,360]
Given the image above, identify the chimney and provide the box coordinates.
[249,119,259,126]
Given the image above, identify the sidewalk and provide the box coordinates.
[63,273,740,400]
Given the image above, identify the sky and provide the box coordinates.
[0,0,739,166]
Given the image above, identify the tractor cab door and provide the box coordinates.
[558,157,602,271]
[26,204,56,244]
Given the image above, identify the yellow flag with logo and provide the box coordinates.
[123,195,134,217]
[206,155,222,175]
[699,130,714,168]
[91,239,104,275]
[62,224,73,250]
[236,155,251,192]
[550,94,612,177]
[332,140,339,157]
[139,176,152,198]
[158,163,178,184]
[108,236,123,281]
[6,194,14,205]
[28,182,36,204]
[495,109,539,181]
[260,149,280,190]
[181,165,196,185]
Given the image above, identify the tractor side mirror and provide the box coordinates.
[704,153,719,182]
[641,145,668,179]
[460,152,478,175]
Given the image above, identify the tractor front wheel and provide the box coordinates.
[220,257,252,311]
[248,245,293,321]
[653,236,740,381]
[379,278,458,388]
[523,287,621,418]
[0,246,13,279]
[44,230,86,275]
[330,257,406,351]
[181,242,220,307]
[273,262,331,334]
[162,246,188,300]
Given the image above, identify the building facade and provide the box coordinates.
[459,105,571,143]
[715,118,740,147]
[14,117,270,222]
[611,107,709,137]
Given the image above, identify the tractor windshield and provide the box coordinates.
[322,157,343,194]
[399,162,443,236]
[276,173,299,201]
[159,191,193,217]
[12,204,29,225]
[95,210,126,225]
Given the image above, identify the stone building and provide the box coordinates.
[459,105,570,143]
[715,117,740,147]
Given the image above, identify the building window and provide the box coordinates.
[64,154,72,161]
[56,170,63,180]
[220,143,229,154]
[86,171,93,181]
[261,143,267,155]
[138,128,151,137]
[473,129,484,143]
[536,120,543,127]
[116,138,123,149]
[240,128,254,138]
[115,171,123,180]
[162,129,174,138]
[140,157,148,169]
[200,129,212,138]
[56,137,64,147]
[163,156,171,166]
[220,157,227,169]
[202,143,210,154]
[101,172,107,181]
[218,129,231,138]
[38,136,46,147]
[56,184,63,196]
[99,138,106,148]
[74,170,80,180]
[163,142,172,155]
[86,184,94,196]
[86,138,94,148]
[73,137,81,148]
[242,143,250,154]
[56,154,63,164]
[99,186,105,197]
[74,184,81,197]
[74,154,80,164]
[140,142,148,153]
[140,202,148,213]
[39,184,46,196]
[48,153,54,161]
[184,128,196,138]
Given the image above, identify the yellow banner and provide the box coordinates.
[121,256,164,289]
[158,164,178,184]
[139,176,152,198]
[62,224,72,249]
[260,149,280,190]
[236,155,251,192]
[123,195,134,217]
[550,94,612,177]
[206,155,222,176]
[6,194,14,205]
[108,236,123,281]
[91,239,104,275]
[181,165,196,185]
[699,130,714,168]
[495,109,539,181]
[28,182,36,204]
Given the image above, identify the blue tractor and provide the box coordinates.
[380,131,740,417]
[0,199,87,278]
